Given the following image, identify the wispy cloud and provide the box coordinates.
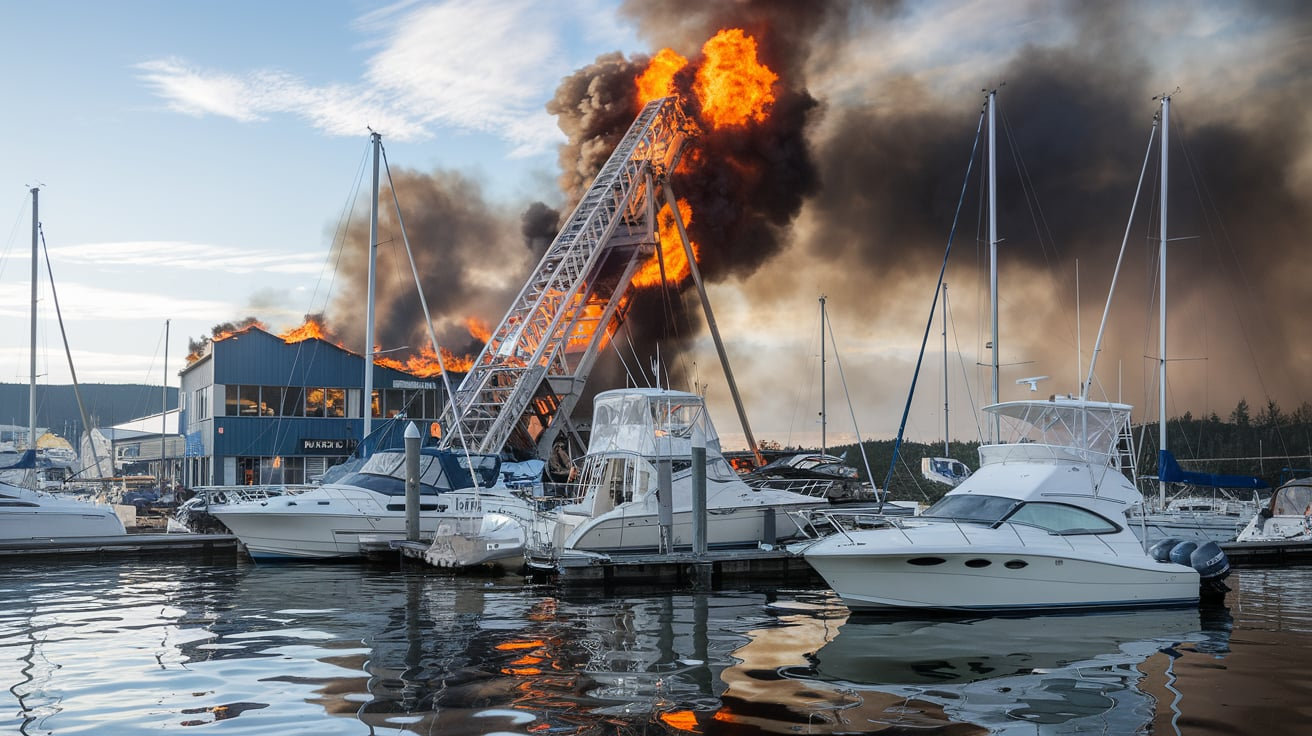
[47,241,324,275]
[0,280,235,322]
[135,0,616,152]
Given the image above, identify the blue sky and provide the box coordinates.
[2,1,1307,452]
[1,0,635,381]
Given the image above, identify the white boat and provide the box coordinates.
[2,450,126,540]
[1234,476,1312,543]
[1128,489,1259,545]
[920,456,972,487]
[207,447,504,559]
[0,189,127,541]
[525,388,828,566]
[801,396,1219,612]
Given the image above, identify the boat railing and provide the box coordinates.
[196,484,316,506]
[805,509,1137,557]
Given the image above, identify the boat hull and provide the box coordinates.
[1,484,127,540]
[803,524,1200,612]
[559,504,811,555]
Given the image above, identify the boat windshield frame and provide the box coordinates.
[922,494,1020,524]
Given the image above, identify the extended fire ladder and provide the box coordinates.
[438,97,695,458]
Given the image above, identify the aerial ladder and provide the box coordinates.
[438,97,692,458]
[438,95,764,464]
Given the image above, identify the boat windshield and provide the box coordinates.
[922,494,1019,524]
[1271,482,1312,516]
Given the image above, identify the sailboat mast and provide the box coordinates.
[364,132,381,439]
[1158,95,1170,508]
[942,283,949,456]
[988,89,999,441]
[819,294,826,455]
[29,187,39,453]
[162,319,169,490]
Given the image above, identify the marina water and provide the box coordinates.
[3,560,1310,734]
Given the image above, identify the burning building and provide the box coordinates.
[177,325,450,486]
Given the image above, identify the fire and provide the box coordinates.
[636,47,688,104]
[694,29,777,128]
[633,199,698,288]
[466,316,492,343]
[280,317,328,344]
[375,343,475,377]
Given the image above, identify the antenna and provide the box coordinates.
[1016,375,1050,392]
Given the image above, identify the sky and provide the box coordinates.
[2,0,1309,455]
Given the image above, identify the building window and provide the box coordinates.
[239,385,261,417]
[305,387,326,417]
[325,388,346,418]
[281,387,304,417]
[225,385,240,416]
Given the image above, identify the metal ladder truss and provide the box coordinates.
[440,97,694,458]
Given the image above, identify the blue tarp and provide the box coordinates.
[1158,449,1270,490]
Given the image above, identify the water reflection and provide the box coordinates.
[764,601,1235,734]
[1,562,1304,735]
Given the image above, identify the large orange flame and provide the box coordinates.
[636,47,688,105]
[466,316,492,344]
[279,317,328,344]
[633,199,698,288]
[694,29,777,129]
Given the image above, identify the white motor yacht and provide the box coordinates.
[1,452,126,540]
[208,447,503,560]
[526,388,828,567]
[802,397,1225,613]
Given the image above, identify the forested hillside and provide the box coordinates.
[0,383,178,441]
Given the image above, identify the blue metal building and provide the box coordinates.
[178,326,448,486]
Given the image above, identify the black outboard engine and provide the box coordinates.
[1148,538,1231,601]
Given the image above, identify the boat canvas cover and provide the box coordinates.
[587,390,722,458]
[1158,450,1269,490]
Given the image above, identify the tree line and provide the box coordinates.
[827,398,1312,505]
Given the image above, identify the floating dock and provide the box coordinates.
[1221,539,1312,566]
[0,532,240,560]
[389,538,820,588]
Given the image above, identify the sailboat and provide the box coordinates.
[800,91,1227,612]
[1,188,126,541]
[1128,95,1268,545]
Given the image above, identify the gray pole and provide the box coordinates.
[819,295,826,456]
[404,421,421,542]
[657,457,673,554]
[162,319,169,490]
[364,132,381,439]
[29,187,38,452]
[662,186,763,466]
[691,427,707,557]
[1158,95,1170,510]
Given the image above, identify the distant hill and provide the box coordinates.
[0,383,178,441]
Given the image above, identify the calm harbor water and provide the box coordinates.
[2,560,1311,735]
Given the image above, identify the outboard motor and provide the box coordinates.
[1191,541,1232,600]
[1148,538,1183,563]
[1150,538,1231,601]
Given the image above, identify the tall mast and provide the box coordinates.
[162,319,169,489]
[942,283,949,455]
[988,89,999,441]
[1158,95,1170,508]
[29,187,39,452]
[364,131,381,439]
[819,294,826,455]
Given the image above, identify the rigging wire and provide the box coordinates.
[381,143,481,483]
[883,102,987,495]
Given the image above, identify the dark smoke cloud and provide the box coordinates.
[784,0,1312,439]
[325,167,532,362]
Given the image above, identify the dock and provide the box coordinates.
[0,532,240,560]
[389,539,820,588]
[1221,539,1312,566]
